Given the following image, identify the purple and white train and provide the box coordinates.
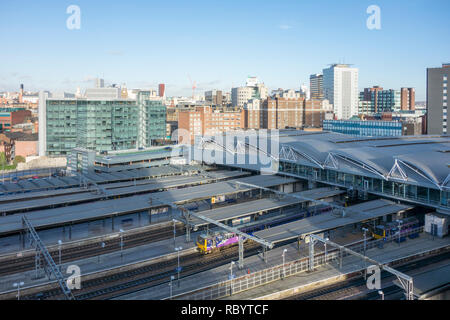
[196,232,244,254]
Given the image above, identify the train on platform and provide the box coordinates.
[372,217,421,242]
[196,205,334,253]
[196,232,246,254]
[241,204,333,233]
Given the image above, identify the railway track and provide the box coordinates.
[0,223,186,276]
[284,251,450,300]
[19,242,261,300]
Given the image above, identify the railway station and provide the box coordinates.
[253,199,413,244]
[0,131,448,301]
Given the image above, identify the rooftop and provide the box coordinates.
[4,132,38,141]
[198,130,450,191]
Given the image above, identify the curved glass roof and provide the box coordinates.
[276,131,450,189]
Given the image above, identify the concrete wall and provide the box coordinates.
[15,140,38,158]
[17,156,66,170]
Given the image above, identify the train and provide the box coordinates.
[196,205,334,253]
[372,217,420,242]
[196,231,245,254]
[241,205,333,233]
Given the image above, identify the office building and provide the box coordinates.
[427,64,450,134]
[137,91,167,147]
[310,74,324,100]
[205,90,224,106]
[401,88,415,111]
[323,64,359,120]
[323,119,403,137]
[85,87,120,99]
[39,92,166,155]
[0,108,32,132]
[159,84,165,98]
[232,77,268,108]
[96,78,105,88]
[360,87,401,114]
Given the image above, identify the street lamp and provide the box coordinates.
[58,240,63,271]
[229,261,235,280]
[99,242,105,264]
[397,220,403,245]
[13,282,24,300]
[324,238,329,263]
[378,290,384,300]
[173,219,177,249]
[229,261,235,295]
[282,249,287,278]
[362,228,369,257]
[169,275,175,299]
[175,246,182,287]
[119,229,124,261]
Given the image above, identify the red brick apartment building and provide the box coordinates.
[0,132,38,160]
[260,97,329,129]
[178,106,244,144]
[0,108,32,132]
[178,99,331,143]
[401,88,415,111]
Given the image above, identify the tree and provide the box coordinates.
[13,155,26,166]
[0,152,7,167]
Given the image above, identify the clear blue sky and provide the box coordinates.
[1,0,449,100]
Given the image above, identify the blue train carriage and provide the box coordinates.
[196,231,244,254]
[372,217,420,241]
[396,217,421,241]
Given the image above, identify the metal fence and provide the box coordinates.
[173,226,425,300]
[0,167,65,182]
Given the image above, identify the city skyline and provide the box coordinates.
[1,0,449,100]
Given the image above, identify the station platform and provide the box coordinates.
[0,228,201,293]
[395,263,450,299]
[149,175,298,205]
[0,164,208,195]
[0,169,245,204]
[223,234,450,300]
[189,187,344,228]
[117,231,449,300]
[0,174,294,236]
[0,170,248,214]
[254,199,413,243]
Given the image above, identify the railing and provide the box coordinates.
[0,167,65,182]
[278,167,448,209]
[172,226,425,300]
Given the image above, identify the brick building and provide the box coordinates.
[243,99,263,129]
[401,88,415,111]
[4,132,38,158]
[0,134,15,163]
[262,97,305,129]
[178,106,244,144]
[305,99,329,128]
[259,97,330,129]
[0,108,32,132]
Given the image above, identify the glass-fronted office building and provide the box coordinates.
[323,119,403,137]
[45,95,166,155]
[359,89,401,114]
